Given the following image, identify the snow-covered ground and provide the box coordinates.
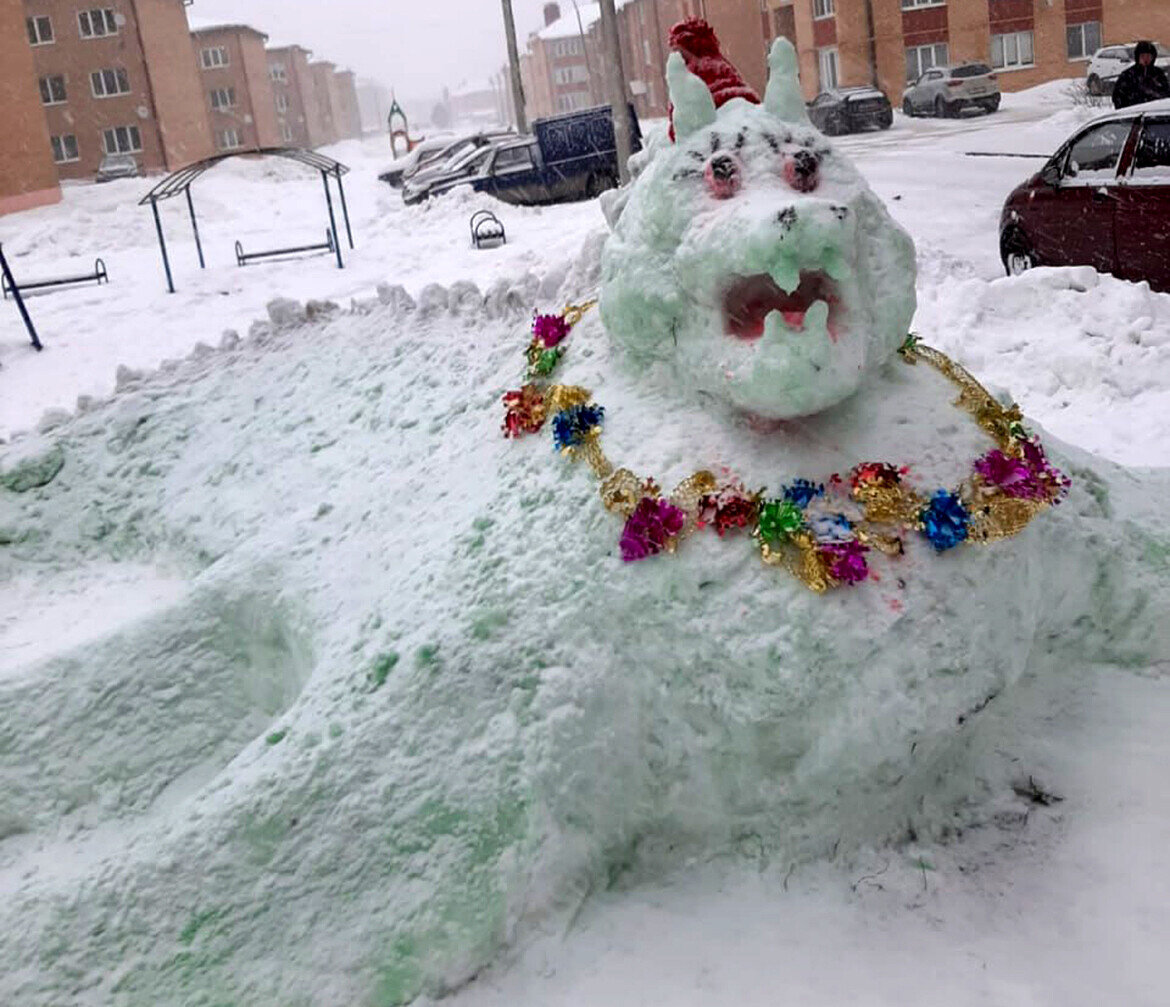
[2,81,1169,1006]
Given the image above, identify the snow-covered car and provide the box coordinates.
[1086,42,1170,96]
[901,63,1000,118]
[376,136,454,188]
[806,87,893,135]
[402,141,502,205]
[398,131,516,195]
[94,153,142,183]
[999,100,1170,291]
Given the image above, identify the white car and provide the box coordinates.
[902,62,1001,118]
[1086,43,1170,96]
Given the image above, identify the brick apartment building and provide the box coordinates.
[520,1,772,122]
[190,22,281,152]
[19,0,213,181]
[518,0,1170,122]
[763,0,1170,103]
[333,69,363,140]
[309,60,341,144]
[1,2,60,214]
[266,43,325,147]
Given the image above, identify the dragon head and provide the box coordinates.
[600,35,916,419]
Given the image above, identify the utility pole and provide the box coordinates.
[501,0,528,133]
[597,0,631,183]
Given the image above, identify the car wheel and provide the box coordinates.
[881,115,893,130]
[1001,228,1038,276]
[1087,74,1103,96]
[983,96,1001,114]
[934,96,948,118]
[902,97,915,117]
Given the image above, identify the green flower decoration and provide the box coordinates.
[756,498,805,545]
[531,347,562,376]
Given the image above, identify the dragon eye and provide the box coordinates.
[783,150,820,193]
[704,152,743,199]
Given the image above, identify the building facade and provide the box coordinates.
[309,60,341,145]
[333,69,363,140]
[19,0,213,181]
[267,44,325,147]
[190,23,281,152]
[762,0,1170,103]
[2,2,61,214]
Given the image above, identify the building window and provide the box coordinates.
[270,63,288,83]
[818,47,839,89]
[553,38,582,58]
[50,135,79,163]
[39,75,67,105]
[26,15,54,46]
[554,64,589,85]
[217,128,242,150]
[281,122,295,143]
[91,68,131,98]
[210,87,237,110]
[78,8,118,39]
[991,30,1034,70]
[1067,21,1102,61]
[813,0,835,19]
[275,93,289,113]
[200,47,229,69]
[906,42,949,81]
[102,125,142,155]
[901,0,945,8]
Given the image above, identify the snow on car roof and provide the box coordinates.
[1086,96,1170,126]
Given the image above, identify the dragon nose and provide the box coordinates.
[705,152,743,199]
[784,150,819,193]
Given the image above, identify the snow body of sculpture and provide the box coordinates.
[601,39,917,418]
[1,35,1169,1007]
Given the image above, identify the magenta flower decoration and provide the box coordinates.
[819,540,870,585]
[974,449,1041,499]
[533,312,571,348]
[620,496,687,562]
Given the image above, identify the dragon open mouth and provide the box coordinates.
[721,271,839,341]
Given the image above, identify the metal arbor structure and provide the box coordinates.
[387,95,423,158]
[137,147,353,293]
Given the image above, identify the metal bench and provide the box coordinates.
[235,229,335,267]
[2,257,108,300]
[470,210,506,249]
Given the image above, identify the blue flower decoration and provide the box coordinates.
[920,490,970,552]
[552,403,604,451]
[783,479,825,508]
[809,512,853,543]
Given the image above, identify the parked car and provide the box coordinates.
[95,153,141,183]
[998,100,1170,291]
[807,87,893,135]
[399,131,516,192]
[402,139,508,205]
[1086,42,1170,96]
[902,63,1000,118]
[471,105,643,206]
[377,136,454,188]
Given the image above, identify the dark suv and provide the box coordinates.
[807,87,893,135]
[999,102,1170,291]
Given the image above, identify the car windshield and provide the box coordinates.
[952,64,992,78]
[438,141,479,171]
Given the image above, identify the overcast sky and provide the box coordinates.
[193,0,563,102]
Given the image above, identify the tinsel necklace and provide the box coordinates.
[502,301,1069,593]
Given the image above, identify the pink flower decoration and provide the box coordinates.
[819,540,869,585]
[620,497,687,562]
[533,313,571,348]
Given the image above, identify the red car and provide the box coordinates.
[999,99,1170,292]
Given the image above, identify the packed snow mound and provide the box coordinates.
[1,273,1168,1004]
[917,266,1170,466]
[601,42,916,419]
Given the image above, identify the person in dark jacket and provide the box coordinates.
[1112,41,1170,109]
